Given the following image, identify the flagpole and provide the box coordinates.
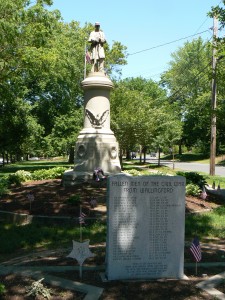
[195,261,197,276]
[79,204,83,279]
[84,42,87,79]
[80,205,82,242]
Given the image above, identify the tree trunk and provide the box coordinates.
[68,146,74,163]
[158,147,161,166]
[143,146,147,163]
[179,142,182,155]
[2,152,5,167]
[126,150,131,160]
[139,145,142,163]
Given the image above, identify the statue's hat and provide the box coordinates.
[95,22,100,26]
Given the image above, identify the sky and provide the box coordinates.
[49,0,224,81]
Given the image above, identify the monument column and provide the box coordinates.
[63,23,121,186]
[63,72,121,186]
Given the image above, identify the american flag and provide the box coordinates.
[86,50,91,64]
[90,198,97,208]
[27,192,34,202]
[190,237,202,262]
[79,212,86,224]
[200,186,207,200]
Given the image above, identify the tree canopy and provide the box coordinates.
[0,0,127,161]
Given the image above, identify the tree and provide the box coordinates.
[0,0,128,160]
[110,77,173,163]
[160,38,213,153]
[49,108,83,162]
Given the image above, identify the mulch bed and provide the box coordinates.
[0,179,221,217]
[0,179,224,299]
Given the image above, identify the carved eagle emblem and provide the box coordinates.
[85,108,109,127]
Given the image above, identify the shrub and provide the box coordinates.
[67,194,81,205]
[32,167,67,180]
[7,170,32,186]
[7,173,22,186]
[15,170,32,182]
[186,183,201,196]
[0,283,6,295]
[122,169,142,176]
[176,171,207,189]
[0,177,9,196]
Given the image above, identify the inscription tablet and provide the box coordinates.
[106,174,186,280]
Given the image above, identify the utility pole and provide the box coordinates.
[210,15,218,176]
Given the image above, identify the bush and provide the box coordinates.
[176,171,207,189]
[7,173,22,186]
[0,177,9,196]
[67,194,81,205]
[0,283,6,295]
[15,170,32,182]
[7,170,32,186]
[32,167,67,180]
[186,183,201,196]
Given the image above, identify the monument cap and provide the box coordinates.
[95,22,100,26]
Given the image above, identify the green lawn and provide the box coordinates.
[0,159,73,178]
[0,158,224,261]
[161,153,225,165]
[185,206,225,240]
[0,221,106,261]
[1,205,225,260]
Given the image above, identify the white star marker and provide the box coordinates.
[67,240,95,265]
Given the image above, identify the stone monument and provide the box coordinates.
[63,23,121,186]
[106,174,186,280]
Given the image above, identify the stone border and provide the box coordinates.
[0,266,104,300]
[196,271,225,299]
[0,248,105,300]
[0,210,105,225]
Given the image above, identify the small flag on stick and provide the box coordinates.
[86,50,91,64]
[90,197,97,208]
[200,186,207,200]
[79,212,86,224]
[190,237,202,262]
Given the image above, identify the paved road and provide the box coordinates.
[164,161,225,177]
[144,157,225,177]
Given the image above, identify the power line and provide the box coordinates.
[128,29,211,56]
[193,0,222,33]
[124,36,212,81]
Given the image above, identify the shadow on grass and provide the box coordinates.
[217,159,225,166]
[162,153,209,162]
[0,221,106,258]
[0,161,73,176]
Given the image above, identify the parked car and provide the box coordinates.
[131,152,136,159]
[150,152,156,157]
[29,157,39,161]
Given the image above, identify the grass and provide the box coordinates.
[0,159,73,178]
[123,159,225,188]
[0,221,106,261]
[1,204,225,260]
[0,158,225,260]
[161,153,225,165]
[185,206,225,240]
[161,153,209,162]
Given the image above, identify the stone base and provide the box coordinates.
[62,169,121,187]
[62,170,93,186]
[62,71,122,187]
